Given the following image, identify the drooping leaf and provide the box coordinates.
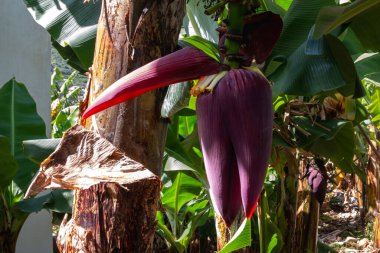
[292,117,355,172]
[44,189,73,213]
[23,138,61,164]
[272,0,335,57]
[355,53,380,82]
[23,0,102,72]
[165,117,207,186]
[272,36,345,96]
[219,218,251,253]
[349,4,380,52]
[17,189,73,213]
[324,34,364,98]
[0,136,18,191]
[313,0,380,42]
[0,79,46,193]
[17,191,51,213]
[340,28,366,56]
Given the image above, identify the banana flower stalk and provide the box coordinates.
[83,11,282,226]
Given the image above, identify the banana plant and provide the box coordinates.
[51,67,82,138]
[0,79,71,253]
[82,2,283,230]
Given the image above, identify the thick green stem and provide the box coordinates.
[224,2,246,68]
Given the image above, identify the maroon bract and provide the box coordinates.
[217,12,283,66]
[83,47,225,119]
[197,69,273,224]
[242,11,283,64]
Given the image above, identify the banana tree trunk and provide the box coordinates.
[290,158,319,253]
[366,127,380,248]
[57,0,185,252]
[85,0,185,175]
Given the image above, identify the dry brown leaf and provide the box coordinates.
[25,124,159,198]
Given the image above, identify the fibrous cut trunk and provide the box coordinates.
[25,125,161,252]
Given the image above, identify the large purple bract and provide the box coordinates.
[197,69,273,225]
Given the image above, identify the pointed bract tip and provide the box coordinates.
[83,47,223,119]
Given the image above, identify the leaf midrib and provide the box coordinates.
[11,79,15,156]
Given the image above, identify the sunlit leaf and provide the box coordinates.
[219,218,251,253]
[184,1,218,43]
[0,79,46,193]
[355,53,380,82]
[179,36,220,62]
[23,0,102,72]
[161,173,203,215]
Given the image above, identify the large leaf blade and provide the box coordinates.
[272,36,345,96]
[23,0,101,71]
[272,0,335,57]
[292,117,355,172]
[161,173,203,215]
[0,136,17,191]
[0,79,46,192]
[314,0,380,39]
[23,138,61,164]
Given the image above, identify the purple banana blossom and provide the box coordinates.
[197,69,272,225]
[307,159,328,205]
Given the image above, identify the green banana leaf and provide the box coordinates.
[161,172,203,215]
[0,136,18,191]
[184,1,218,43]
[18,189,73,214]
[325,34,365,98]
[219,218,252,253]
[257,190,284,253]
[179,36,220,62]
[23,0,102,72]
[366,84,380,129]
[314,0,380,52]
[292,117,355,173]
[0,79,46,193]
[272,35,345,96]
[161,82,191,118]
[272,0,335,57]
[355,53,380,82]
[165,115,207,184]
[341,28,366,56]
[23,138,61,164]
